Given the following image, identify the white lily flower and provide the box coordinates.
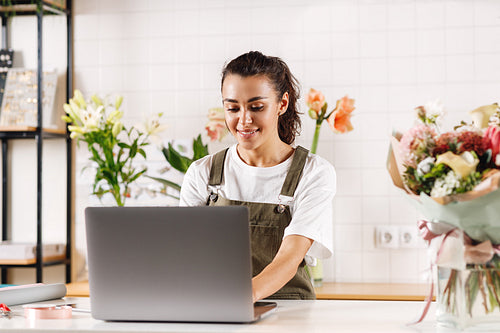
[81,104,105,132]
[136,113,167,146]
[74,89,87,109]
[115,95,123,110]
[112,121,123,137]
[106,109,123,124]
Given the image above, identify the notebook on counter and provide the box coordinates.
[0,283,67,306]
[85,206,276,323]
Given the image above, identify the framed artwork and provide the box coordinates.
[0,68,57,128]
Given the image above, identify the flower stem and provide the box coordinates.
[478,265,489,314]
[311,122,322,154]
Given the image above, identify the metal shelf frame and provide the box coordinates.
[0,0,72,284]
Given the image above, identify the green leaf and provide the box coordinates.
[165,142,191,173]
[138,148,146,159]
[129,141,138,158]
[488,269,500,311]
[128,168,147,183]
[145,175,182,192]
[161,145,170,161]
[192,134,209,161]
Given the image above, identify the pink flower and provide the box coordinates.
[326,95,355,134]
[205,107,228,142]
[483,125,500,164]
[306,88,326,118]
[205,121,227,142]
[399,124,437,166]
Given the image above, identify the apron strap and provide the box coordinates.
[280,146,309,197]
[208,148,229,186]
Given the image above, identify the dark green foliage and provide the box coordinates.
[161,134,208,174]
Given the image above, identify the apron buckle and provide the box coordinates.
[275,204,286,214]
[209,193,218,202]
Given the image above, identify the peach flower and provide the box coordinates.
[326,95,355,134]
[306,88,326,118]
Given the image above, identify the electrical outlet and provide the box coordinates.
[375,226,399,248]
[399,226,420,248]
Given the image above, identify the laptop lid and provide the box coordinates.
[85,206,274,323]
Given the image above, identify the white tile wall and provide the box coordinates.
[7,0,499,284]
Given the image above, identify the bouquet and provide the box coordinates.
[63,90,165,206]
[387,100,500,328]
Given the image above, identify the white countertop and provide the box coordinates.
[0,297,466,332]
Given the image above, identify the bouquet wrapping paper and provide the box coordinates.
[388,125,500,329]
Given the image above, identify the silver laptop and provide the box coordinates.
[85,206,276,323]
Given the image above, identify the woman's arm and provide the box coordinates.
[251,234,313,302]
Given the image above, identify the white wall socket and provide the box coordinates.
[375,226,399,248]
[375,225,421,249]
[399,226,420,248]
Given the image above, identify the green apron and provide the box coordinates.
[206,146,315,300]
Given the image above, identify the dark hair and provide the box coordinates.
[221,51,301,145]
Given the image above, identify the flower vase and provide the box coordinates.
[436,265,500,330]
[310,259,323,287]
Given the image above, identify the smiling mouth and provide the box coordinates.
[237,129,259,138]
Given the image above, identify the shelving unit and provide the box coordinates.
[0,0,72,283]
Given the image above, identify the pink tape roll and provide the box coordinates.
[23,304,72,320]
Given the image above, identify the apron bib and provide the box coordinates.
[206,146,315,300]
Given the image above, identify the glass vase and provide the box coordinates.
[310,259,323,287]
[436,264,500,330]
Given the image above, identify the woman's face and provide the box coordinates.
[222,74,288,153]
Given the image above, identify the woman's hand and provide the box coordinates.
[252,234,313,302]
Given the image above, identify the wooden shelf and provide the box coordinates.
[0,254,66,265]
[0,1,67,14]
[66,280,90,297]
[65,281,435,301]
[315,282,434,301]
[0,0,72,285]
[0,126,65,134]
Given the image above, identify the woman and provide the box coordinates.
[180,51,335,301]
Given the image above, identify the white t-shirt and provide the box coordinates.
[179,144,336,260]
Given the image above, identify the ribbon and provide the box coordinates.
[417,220,440,243]
[463,233,500,264]
[23,304,72,320]
[409,220,500,325]
[409,221,457,325]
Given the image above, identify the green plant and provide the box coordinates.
[63,90,163,206]
[146,134,209,200]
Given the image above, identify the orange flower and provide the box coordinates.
[327,95,355,134]
[306,88,326,118]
